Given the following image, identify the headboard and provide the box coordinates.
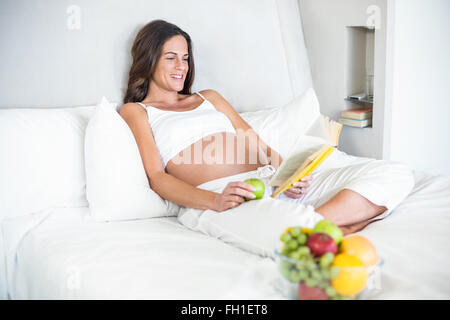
[0,0,312,112]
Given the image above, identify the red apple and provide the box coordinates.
[298,282,329,300]
[306,232,337,257]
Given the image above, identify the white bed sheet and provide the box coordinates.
[9,171,450,300]
[9,208,283,300]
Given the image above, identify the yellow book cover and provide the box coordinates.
[269,115,342,198]
[270,144,335,198]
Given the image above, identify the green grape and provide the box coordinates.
[320,267,330,280]
[305,278,318,287]
[317,280,328,289]
[319,252,335,267]
[290,251,301,260]
[297,246,310,256]
[280,233,292,243]
[325,286,338,297]
[313,261,320,271]
[295,260,305,269]
[289,270,301,283]
[310,270,321,281]
[297,233,307,245]
[303,261,314,272]
[287,239,298,250]
[303,255,314,262]
[329,266,340,280]
[299,270,308,281]
[281,247,291,256]
[280,260,291,268]
[297,252,309,260]
[279,261,291,279]
[290,226,302,237]
[302,261,311,272]
[306,260,318,271]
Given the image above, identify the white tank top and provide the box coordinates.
[136,92,236,168]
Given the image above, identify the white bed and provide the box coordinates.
[1,0,450,300]
[5,169,450,299]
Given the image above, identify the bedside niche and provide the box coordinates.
[343,26,375,128]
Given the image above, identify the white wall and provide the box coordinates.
[300,0,450,177]
[298,0,387,160]
[0,0,311,111]
[388,0,450,177]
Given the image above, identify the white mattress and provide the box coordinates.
[8,171,450,299]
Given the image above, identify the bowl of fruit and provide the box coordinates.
[275,219,383,300]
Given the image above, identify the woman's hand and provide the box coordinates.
[283,175,313,199]
[213,181,257,212]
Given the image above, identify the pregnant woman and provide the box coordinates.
[119,20,414,255]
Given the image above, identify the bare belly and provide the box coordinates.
[166,132,269,187]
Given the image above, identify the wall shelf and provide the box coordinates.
[341,124,373,129]
[344,97,373,105]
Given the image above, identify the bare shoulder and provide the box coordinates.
[117,102,164,176]
[199,89,223,102]
[198,89,234,112]
[118,102,147,119]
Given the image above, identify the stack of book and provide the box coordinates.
[339,108,373,128]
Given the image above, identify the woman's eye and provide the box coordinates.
[166,58,188,62]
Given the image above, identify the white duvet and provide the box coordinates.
[5,170,450,299]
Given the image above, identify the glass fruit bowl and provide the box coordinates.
[274,249,383,300]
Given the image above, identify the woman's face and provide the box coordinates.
[152,35,189,92]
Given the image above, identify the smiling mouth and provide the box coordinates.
[170,74,184,80]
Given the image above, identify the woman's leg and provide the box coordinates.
[315,189,387,227]
[277,159,414,234]
[339,220,373,235]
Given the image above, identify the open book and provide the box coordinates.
[269,116,342,198]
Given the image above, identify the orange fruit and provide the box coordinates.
[331,253,368,296]
[340,235,379,266]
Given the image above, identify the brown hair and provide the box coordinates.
[123,20,195,104]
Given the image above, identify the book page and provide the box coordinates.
[304,115,342,147]
[268,150,314,186]
[305,115,330,142]
[269,135,328,187]
[270,145,334,198]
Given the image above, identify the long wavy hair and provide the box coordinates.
[123,20,195,104]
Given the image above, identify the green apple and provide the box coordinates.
[311,219,343,244]
[244,178,265,201]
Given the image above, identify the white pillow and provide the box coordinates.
[85,97,177,222]
[0,106,92,220]
[240,87,323,159]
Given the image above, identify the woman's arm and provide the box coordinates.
[150,171,218,210]
[149,171,256,212]
[202,90,284,169]
[120,103,219,210]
